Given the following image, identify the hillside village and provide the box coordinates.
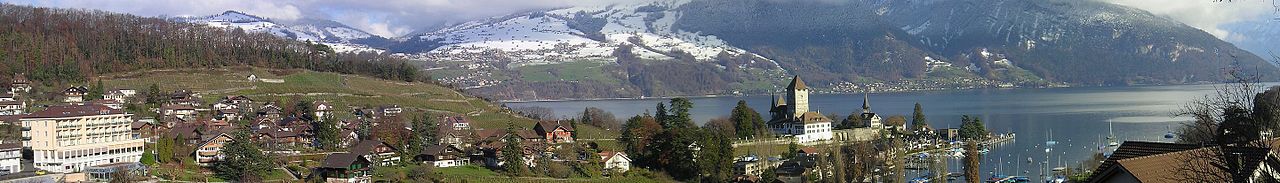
[0,71,649,182]
[0,71,995,183]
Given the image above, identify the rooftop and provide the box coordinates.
[24,104,124,119]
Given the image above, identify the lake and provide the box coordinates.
[505,84,1252,180]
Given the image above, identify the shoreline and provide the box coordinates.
[496,82,1262,103]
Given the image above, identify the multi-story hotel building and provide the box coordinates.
[21,104,144,173]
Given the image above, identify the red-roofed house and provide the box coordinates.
[534,121,574,144]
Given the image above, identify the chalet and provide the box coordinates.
[478,141,543,169]
[161,104,198,120]
[194,132,233,166]
[735,157,783,178]
[103,89,136,103]
[378,105,402,117]
[416,145,466,168]
[774,156,819,182]
[316,153,372,183]
[767,76,834,144]
[168,90,201,106]
[598,151,632,174]
[533,121,574,143]
[258,103,284,120]
[0,100,23,115]
[255,129,305,147]
[350,140,400,167]
[9,74,30,94]
[437,127,472,148]
[315,101,333,120]
[168,124,208,145]
[215,108,241,121]
[130,120,168,142]
[276,117,313,134]
[63,86,88,103]
[442,116,471,131]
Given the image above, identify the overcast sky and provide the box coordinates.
[0,0,1274,39]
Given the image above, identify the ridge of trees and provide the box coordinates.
[0,3,424,85]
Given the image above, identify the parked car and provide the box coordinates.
[35,170,46,175]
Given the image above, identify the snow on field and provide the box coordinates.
[412,0,769,65]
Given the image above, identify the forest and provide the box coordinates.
[0,3,423,85]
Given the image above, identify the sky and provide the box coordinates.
[0,0,1275,39]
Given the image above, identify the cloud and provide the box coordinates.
[1097,0,1276,39]
[0,0,638,38]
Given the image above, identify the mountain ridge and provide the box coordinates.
[182,1,1280,100]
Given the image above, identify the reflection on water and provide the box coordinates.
[506,83,1269,181]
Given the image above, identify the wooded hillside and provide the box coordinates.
[0,3,421,85]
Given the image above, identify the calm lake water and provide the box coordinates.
[506,84,1261,180]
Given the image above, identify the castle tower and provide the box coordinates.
[786,76,808,119]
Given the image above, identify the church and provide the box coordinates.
[768,76,834,143]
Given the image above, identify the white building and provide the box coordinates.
[22,104,144,173]
[859,93,883,129]
[768,76,834,144]
[104,89,136,103]
[0,142,21,174]
[599,151,632,174]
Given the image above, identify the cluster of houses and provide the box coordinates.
[0,74,634,182]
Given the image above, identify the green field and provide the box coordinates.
[101,67,618,137]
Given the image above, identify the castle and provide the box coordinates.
[768,76,834,143]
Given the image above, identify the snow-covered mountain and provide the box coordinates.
[396,0,772,67]
[158,2,1280,100]
[173,11,386,53]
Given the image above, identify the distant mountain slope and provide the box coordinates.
[156,1,1279,100]
[173,11,388,53]
[1223,19,1280,62]
[872,0,1278,85]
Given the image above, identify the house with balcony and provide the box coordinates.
[316,153,372,183]
[350,140,399,167]
[21,104,144,173]
[194,132,233,166]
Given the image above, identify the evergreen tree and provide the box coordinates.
[87,79,105,100]
[313,115,341,150]
[959,115,988,140]
[698,131,734,182]
[156,135,174,163]
[295,99,315,121]
[145,83,164,105]
[963,142,981,183]
[784,141,799,160]
[731,100,765,139]
[214,130,274,181]
[666,98,694,129]
[502,123,529,176]
[911,103,928,130]
[655,103,668,125]
[418,113,439,145]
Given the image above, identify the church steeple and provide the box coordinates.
[862,92,872,113]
